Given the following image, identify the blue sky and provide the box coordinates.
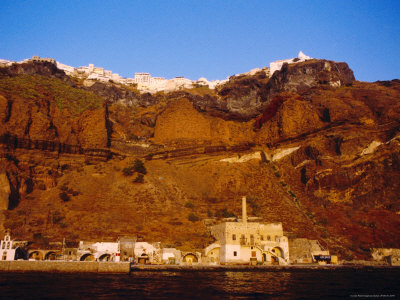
[0,1,399,82]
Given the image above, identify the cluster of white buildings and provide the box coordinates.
[1,196,337,266]
[0,51,312,94]
[56,60,225,93]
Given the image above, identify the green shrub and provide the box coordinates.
[188,213,200,222]
[133,174,144,183]
[59,192,70,202]
[133,159,147,174]
[184,201,194,209]
[216,208,236,218]
[123,159,147,176]
[274,171,281,178]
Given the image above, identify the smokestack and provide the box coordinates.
[242,196,247,224]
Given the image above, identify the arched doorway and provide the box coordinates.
[29,251,44,260]
[271,247,283,258]
[271,247,284,264]
[45,251,57,260]
[262,253,267,262]
[98,254,111,262]
[183,253,198,264]
[14,247,26,260]
[80,253,95,261]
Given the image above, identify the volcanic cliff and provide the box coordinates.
[0,59,399,259]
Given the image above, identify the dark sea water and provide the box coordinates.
[0,268,399,299]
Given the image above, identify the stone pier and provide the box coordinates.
[0,261,130,273]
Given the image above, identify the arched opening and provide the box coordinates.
[29,251,43,260]
[271,256,279,264]
[14,247,26,260]
[262,253,267,262]
[45,251,57,260]
[98,254,111,262]
[80,253,95,261]
[183,253,198,264]
[271,247,284,258]
[2,251,7,260]
[270,247,284,264]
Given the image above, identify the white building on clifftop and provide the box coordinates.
[269,51,312,76]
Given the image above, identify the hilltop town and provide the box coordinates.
[0,51,312,93]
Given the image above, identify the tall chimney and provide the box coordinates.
[242,196,247,224]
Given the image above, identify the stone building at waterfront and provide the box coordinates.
[204,197,290,265]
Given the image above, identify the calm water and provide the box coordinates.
[0,268,399,299]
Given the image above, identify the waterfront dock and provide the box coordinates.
[0,261,131,273]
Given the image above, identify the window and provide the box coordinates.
[233,251,237,257]
[260,235,264,241]
[267,235,271,241]
[232,234,236,241]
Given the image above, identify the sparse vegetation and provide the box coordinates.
[133,174,144,183]
[59,192,70,202]
[188,213,199,222]
[0,74,103,115]
[247,196,260,216]
[216,208,236,218]
[133,159,147,174]
[123,159,147,176]
[184,201,194,209]
[52,210,64,224]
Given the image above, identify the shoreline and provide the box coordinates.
[0,261,397,274]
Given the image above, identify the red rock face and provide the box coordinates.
[0,60,399,259]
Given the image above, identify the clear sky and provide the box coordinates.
[0,0,399,82]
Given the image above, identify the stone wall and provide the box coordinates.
[0,261,130,273]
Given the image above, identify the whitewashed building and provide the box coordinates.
[269,51,312,75]
[205,197,290,265]
[0,231,27,261]
[78,240,121,262]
